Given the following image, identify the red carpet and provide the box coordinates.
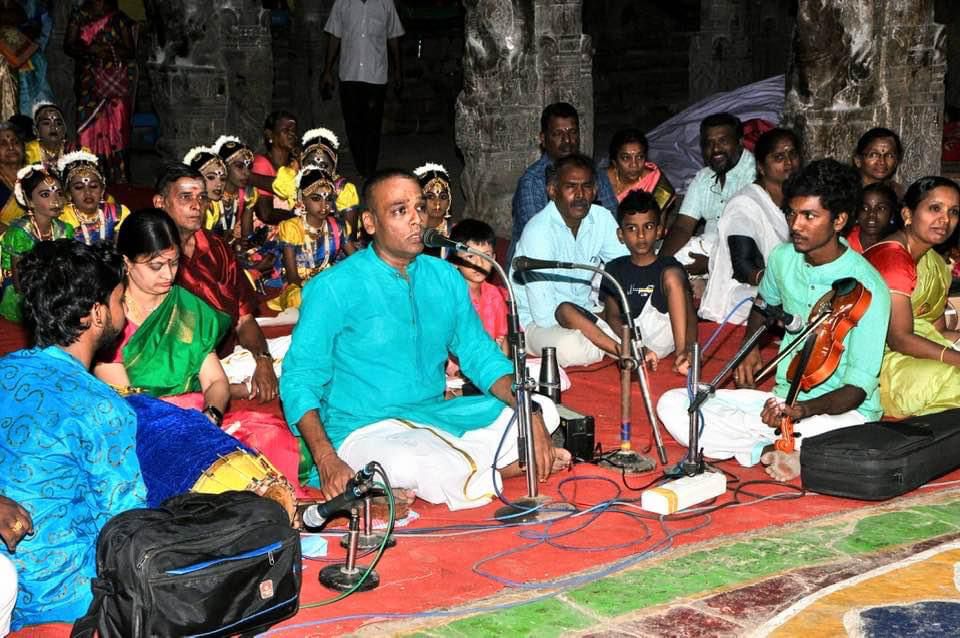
[7,320,960,637]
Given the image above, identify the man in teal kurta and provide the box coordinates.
[656,159,891,482]
[280,169,570,510]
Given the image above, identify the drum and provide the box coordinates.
[128,394,296,521]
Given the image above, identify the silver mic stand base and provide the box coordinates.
[494,495,576,524]
[319,564,380,591]
[598,449,656,474]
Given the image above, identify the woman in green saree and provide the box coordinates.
[864,176,960,418]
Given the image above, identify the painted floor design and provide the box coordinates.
[355,488,960,637]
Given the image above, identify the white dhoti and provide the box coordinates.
[337,396,561,510]
[657,387,865,467]
[0,553,16,636]
[524,322,609,368]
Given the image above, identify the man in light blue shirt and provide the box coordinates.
[660,113,756,276]
[281,169,571,511]
[658,160,891,482]
[511,154,629,367]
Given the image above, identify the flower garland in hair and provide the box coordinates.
[14,163,47,207]
[31,100,59,121]
[57,150,104,184]
[212,135,243,155]
[413,162,449,180]
[182,145,213,166]
[301,128,339,150]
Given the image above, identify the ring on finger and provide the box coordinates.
[10,518,24,533]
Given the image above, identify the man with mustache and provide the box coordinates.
[281,169,571,510]
[657,160,891,482]
[511,153,628,367]
[660,113,756,279]
[508,102,618,263]
[154,163,279,402]
[0,240,146,629]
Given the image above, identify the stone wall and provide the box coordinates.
[141,0,273,160]
[455,0,592,236]
[784,0,945,183]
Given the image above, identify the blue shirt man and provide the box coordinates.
[0,240,146,629]
[511,154,628,368]
[508,103,617,263]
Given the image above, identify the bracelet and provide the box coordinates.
[255,352,272,361]
[940,346,949,363]
[203,405,224,426]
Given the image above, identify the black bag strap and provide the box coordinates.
[70,577,114,638]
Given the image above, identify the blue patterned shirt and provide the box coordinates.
[508,154,618,263]
[0,347,146,629]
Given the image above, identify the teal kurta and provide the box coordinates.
[280,246,513,449]
[758,242,891,420]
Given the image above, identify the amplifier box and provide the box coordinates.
[552,403,595,462]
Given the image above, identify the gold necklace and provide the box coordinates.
[123,290,164,324]
[28,215,52,240]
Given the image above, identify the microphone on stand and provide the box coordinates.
[422,227,466,252]
[302,463,376,527]
[512,256,581,272]
[753,298,804,333]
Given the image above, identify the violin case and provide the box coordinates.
[800,408,960,500]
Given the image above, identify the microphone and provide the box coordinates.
[511,256,582,271]
[422,227,465,251]
[301,463,376,527]
[753,297,804,333]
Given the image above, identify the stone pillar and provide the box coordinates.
[688,0,751,102]
[784,0,945,183]
[141,1,272,160]
[290,2,346,133]
[455,0,593,237]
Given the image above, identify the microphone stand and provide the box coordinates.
[440,239,556,521]
[513,258,668,472]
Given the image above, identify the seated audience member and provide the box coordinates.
[700,127,800,323]
[853,127,904,199]
[0,164,72,322]
[847,182,898,253]
[280,169,571,509]
[1,495,30,635]
[864,176,960,419]
[183,145,228,233]
[448,218,509,354]
[657,159,891,482]
[153,163,280,402]
[659,112,757,277]
[24,102,85,167]
[0,240,146,629]
[555,191,696,374]
[416,162,454,258]
[211,135,258,241]
[508,102,617,263]
[58,150,129,244]
[270,166,352,311]
[511,153,628,367]
[93,208,301,496]
[0,122,26,228]
[598,127,674,209]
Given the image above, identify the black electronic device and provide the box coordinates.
[552,403,595,463]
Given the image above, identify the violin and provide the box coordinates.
[775,277,872,453]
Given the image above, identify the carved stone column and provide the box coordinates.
[290,2,346,134]
[455,0,593,237]
[141,1,272,159]
[784,0,945,183]
[688,0,751,102]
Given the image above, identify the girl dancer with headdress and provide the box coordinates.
[183,145,227,232]
[415,162,453,258]
[212,135,259,242]
[24,102,87,168]
[1,164,71,321]
[58,150,129,244]
[273,128,359,218]
[270,166,354,311]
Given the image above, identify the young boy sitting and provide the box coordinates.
[447,219,510,354]
[555,191,697,375]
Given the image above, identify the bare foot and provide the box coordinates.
[552,447,572,472]
[760,450,801,482]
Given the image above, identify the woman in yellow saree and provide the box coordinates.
[864,176,960,418]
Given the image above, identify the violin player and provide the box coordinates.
[657,160,891,481]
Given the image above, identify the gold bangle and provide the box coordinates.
[940,346,949,363]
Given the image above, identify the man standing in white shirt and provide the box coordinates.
[321,0,405,179]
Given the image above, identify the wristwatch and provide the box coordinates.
[203,405,224,426]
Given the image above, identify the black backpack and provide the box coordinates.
[72,490,301,638]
